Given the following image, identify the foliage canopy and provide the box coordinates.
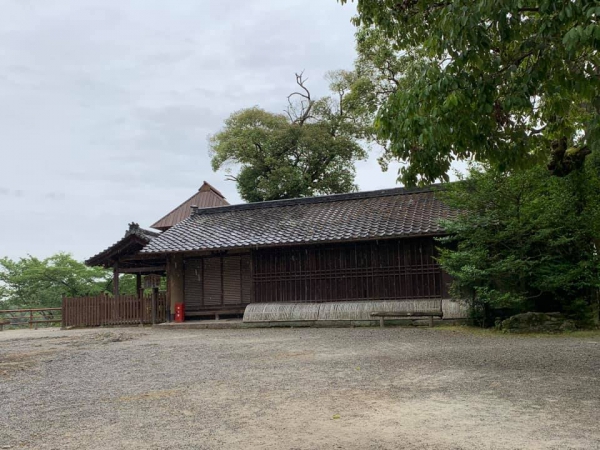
[0,253,137,309]
[209,72,369,202]
[437,158,600,326]
[342,0,600,185]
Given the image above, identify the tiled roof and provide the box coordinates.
[141,185,457,254]
[150,181,229,231]
[86,223,160,267]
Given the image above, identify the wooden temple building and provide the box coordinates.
[85,182,228,295]
[85,181,467,322]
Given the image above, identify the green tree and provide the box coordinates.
[341,26,420,172]
[437,159,600,326]
[209,72,368,202]
[341,0,600,186]
[0,253,137,309]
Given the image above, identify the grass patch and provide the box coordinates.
[436,325,600,339]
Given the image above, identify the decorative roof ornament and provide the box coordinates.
[125,222,141,236]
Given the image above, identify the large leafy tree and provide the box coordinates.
[0,253,136,308]
[341,0,600,185]
[437,157,600,326]
[209,72,369,202]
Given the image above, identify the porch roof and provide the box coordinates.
[85,223,160,268]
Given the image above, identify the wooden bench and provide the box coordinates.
[0,320,11,331]
[371,311,443,328]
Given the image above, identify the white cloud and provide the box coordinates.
[0,0,415,261]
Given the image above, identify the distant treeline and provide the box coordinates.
[0,253,138,309]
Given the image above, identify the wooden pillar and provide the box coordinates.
[136,273,142,298]
[113,262,120,297]
[151,287,158,324]
[112,262,120,322]
[167,254,184,321]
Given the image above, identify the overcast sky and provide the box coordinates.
[0,0,407,261]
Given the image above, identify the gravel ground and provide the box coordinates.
[1,326,599,450]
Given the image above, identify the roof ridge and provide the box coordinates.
[125,222,161,238]
[150,182,229,230]
[200,181,226,198]
[192,184,445,216]
[140,227,161,238]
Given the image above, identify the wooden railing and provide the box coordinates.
[62,292,167,328]
[0,308,62,330]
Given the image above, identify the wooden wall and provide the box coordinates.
[181,238,450,313]
[184,254,252,312]
[252,238,446,303]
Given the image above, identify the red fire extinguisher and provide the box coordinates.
[174,303,185,323]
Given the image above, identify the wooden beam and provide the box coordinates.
[119,266,166,274]
[113,262,120,297]
[136,273,142,299]
[167,254,184,319]
[151,288,158,324]
[120,252,167,261]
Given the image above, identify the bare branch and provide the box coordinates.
[518,7,539,13]
[286,71,315,126]
[283,108,294,122]
[529,125,547,135]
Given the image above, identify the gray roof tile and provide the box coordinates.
[141,185,457,254]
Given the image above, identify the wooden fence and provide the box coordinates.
[0,308,62,330]
[62,292,168,328]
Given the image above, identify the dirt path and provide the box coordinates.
[1,327,599,449]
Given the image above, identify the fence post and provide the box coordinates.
[151,288,158,325]
[139,293,144,326]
